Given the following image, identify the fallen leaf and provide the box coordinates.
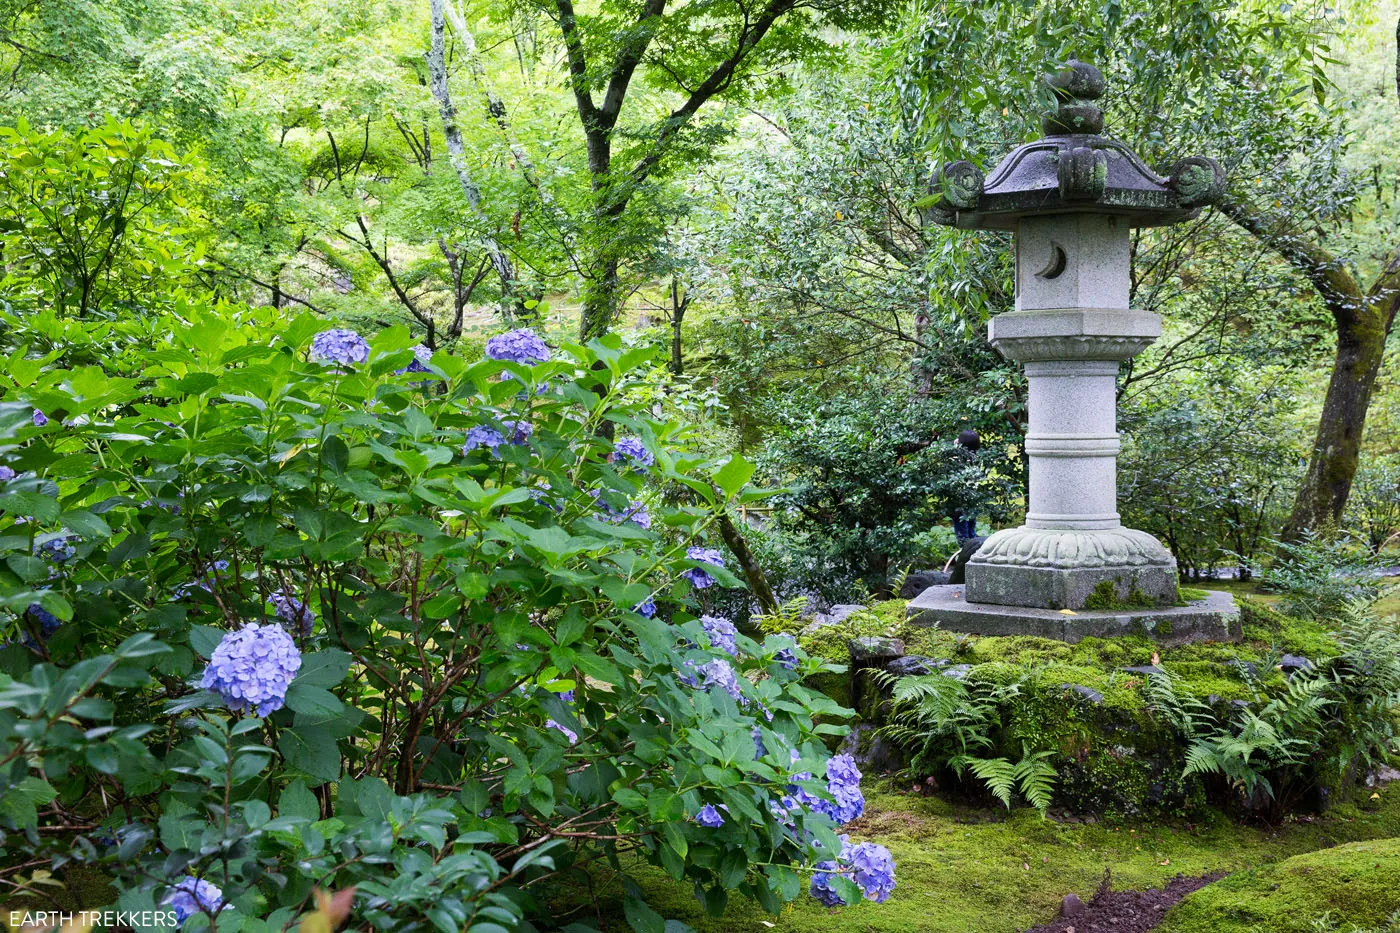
[1058,609,1077,615]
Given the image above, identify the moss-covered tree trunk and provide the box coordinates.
[1217,206,1400,538]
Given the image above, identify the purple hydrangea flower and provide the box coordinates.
[700,615,738,656]
[32,409,48,427]
[695,804,726,828]
[682,547,725,589]
[612,437,655,470]
[486,328,551,365]
[463,424,506,455]
[310,329,370,366]
[753,725,767,759]
[398,344,434,374]
[200,623,302,717]
[633,596,657,618]
[503,420,533,444]
[0,466,14,481]
[269,589,315,636]
[164,877,225,922]
[545,718,578,743]
[34,533,76,564]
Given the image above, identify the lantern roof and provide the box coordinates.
[925,60,1225,231]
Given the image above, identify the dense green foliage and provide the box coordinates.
[0,293,877,929]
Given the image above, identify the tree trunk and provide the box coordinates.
[1220,193,1400,538]
[426,0,523,318]
[716,512,778,616]
[1282,307,1391,537]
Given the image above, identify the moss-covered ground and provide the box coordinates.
[1158,837,1400,932]
[614,780,1400,933]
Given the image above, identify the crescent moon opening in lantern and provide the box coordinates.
[1037,241,1068,280]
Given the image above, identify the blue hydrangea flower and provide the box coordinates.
[810,855,847,907]
[504,420,533,444]
[164,877,225,922]
[752,725,767,759]
[27,604,60,637]
[700,615,738,656]
[795,752,865,825]
[311,329,370,366]
[695,803,726,828]
[398,344,434,374]
[598,496,651,529]
[35,532,76,564]
[0,466,14,481]
[847,841,896,903]
[774,642,799,670]
[200,623,302,717]
[687,658,744,702]
[269,589,315,636]
[682,547,725,589]
[612,437,655,470]
[486,328,551,365]
[31,409,47,427]
[463,424,506,455]
[633,596,657,618]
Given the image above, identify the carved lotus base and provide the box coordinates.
[965,526,1178,611]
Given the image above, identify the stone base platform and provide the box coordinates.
[907,585,1240,645]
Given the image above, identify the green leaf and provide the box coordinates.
[189,625,224,658]
[623,895,665,933]
[278,721,341,784]
[279,780,319,822]
[295,650,351,688]
[284,683,344,717]
[712,454,755,497]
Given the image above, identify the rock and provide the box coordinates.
[848,636,905,665]
[1061,893,1086,917]
[801,603,867,635]
[901,570,951,598]
[887,655,945,677]
[1366,765,1400,787]
[1120,665,1164,676]
[948,536,987,585]
[1062,684,1104,705]
[1227,659,1258,677]
[1279,654,1313,674]
[941,663,973,681]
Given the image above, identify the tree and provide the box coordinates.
[510,0,900,340]
[1218,16,1400,536]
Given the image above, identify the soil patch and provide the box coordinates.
[1023,872,1227,933]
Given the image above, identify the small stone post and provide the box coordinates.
[925,60,1225,611]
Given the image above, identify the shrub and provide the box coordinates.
[0,306,892,930]
[1259,533,1383,619]
[755,384,1022,600]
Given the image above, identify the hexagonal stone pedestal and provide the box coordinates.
[906,585,1241,646]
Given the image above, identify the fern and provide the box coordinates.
[1013,748,1058,813]
[953,744,1059,815]
[955,755,1018,809]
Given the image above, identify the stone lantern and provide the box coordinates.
[909,60,1239,642]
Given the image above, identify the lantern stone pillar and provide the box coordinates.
[909,59,1241,640]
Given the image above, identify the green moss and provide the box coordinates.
[606,782,1400,933]
[1159,838,1400,933]
[797,597,1362,817]
[1179,587,1211,603]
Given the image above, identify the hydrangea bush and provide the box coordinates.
[0,311,892,931]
